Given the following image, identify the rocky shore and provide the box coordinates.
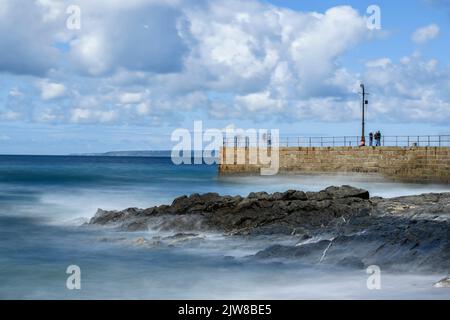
[88,186,450,273]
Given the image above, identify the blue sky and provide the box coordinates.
[0,0,450,154]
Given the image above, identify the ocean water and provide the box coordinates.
[0,155,449,299]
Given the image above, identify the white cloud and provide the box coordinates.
[38,80,67,100]
[70,108,118,123]
[0,0,370,124]
[119,92,145,104]
[36,108,59,122]
[1,111,21,121]
[181,2,366,98]
[0,0,61,75]
[365,58,392,68]
[8,87,23,98]
[235,91,282,112]
[0,134,11,141]
[136,102,151,115]
[412,23,440,44]
[68,0,188,76]
[364,53,450,123]
[1,0,448,127]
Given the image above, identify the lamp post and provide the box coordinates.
[360,83,368,147]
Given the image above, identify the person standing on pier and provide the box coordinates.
[375,131,382,146]
[369,132,373,146]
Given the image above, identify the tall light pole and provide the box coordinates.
[360,83,368,146]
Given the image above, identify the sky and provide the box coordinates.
[0,0,450,154]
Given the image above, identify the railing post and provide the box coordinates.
[309,137,312,147]
[439,135,441,147]
[320,137,323,147]
[407,136,409,147]
[344,136,347,147]
[395,136,398,147]
[428,136,430,147]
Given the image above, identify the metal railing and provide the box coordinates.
[222,135,450,148]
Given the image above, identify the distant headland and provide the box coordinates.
[69,150,172,157]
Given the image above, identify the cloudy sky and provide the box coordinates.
[0,0,449,154]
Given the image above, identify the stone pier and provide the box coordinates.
[218,146,450,183]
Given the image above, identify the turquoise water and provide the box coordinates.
[1,155,449,299]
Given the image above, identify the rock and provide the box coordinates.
[163,232,199,239]
[280,190,307,201]
[88,186,450,273]
[162,232,205,245]
[336,256,365,269]
[306,190,330,201]
[248,192,270,200]
[90,207,143,225]
[433,277,450,288]
[89,186,376,234]
[253,241,332,260]
[90,209,122,225]
[121,220,148,231]
[133,237,147,246]
[325,185,370,200]
[374,193,450,221]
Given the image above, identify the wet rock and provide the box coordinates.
[374,193,450,221]
[336,256,365,269]
[88,186,450,272]
[254,241,332,261]
[248,192,270,200]
[325,185,370,200]
[162,232,204,245]
[163,233,199,239]
[433,277,450,288]
[280,190,307,201]
[133,237,147,246]
[90,186,374,234]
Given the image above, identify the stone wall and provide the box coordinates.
[218,147,450,183]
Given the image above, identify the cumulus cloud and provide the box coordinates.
[68,0,188,76]
[161,2,367,121]
[412,23,440,44]
[0,0,448,127]
[38,80,67,100]
[70,108,118,124]
[363,53,450,123]
[0,0,61,75]
[0,134,11,141]
[119,93,142,105]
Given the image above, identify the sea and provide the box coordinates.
[0,155,449,299]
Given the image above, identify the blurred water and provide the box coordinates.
[0,155,449,299]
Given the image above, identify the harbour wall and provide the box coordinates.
[218,146,450,183]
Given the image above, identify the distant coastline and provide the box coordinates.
[69,150,172,157]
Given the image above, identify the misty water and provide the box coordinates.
[0,155,449,299]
